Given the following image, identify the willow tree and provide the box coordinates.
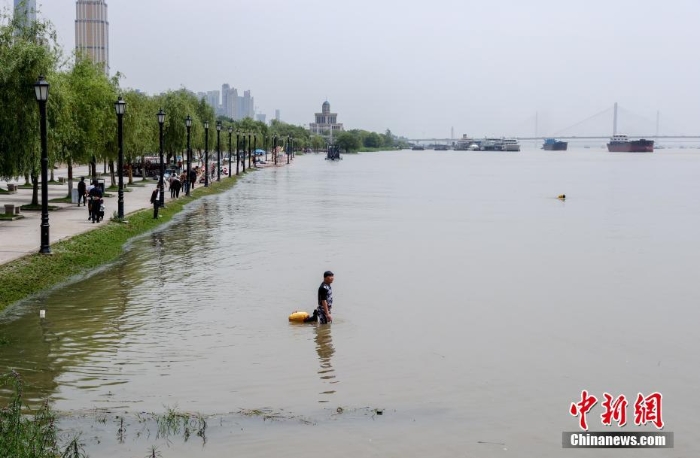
[122,89,157,183]
[65,56,117,184]
[0,10,59,202]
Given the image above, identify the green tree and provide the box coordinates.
[364,132,382,148]
[336,132,361,152]
[0,11,59,202]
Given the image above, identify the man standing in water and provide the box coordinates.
[317,271,334,324]
[303,271,335,323]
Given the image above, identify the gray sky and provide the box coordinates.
[5,0,700,138]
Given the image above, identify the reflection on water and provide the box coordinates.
[314,324,336,401]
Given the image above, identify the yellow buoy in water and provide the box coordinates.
[288,311,310,323]
[558,194,566,200]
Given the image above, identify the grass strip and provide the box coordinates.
[0,174,243,313]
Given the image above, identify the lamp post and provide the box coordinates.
[185,115,192,196]
[204,121,209,187]
[157,109,166,208]
[228,126,233,177]
[236,133,241,175]
[253,134,257,167]
[264,136,268,162]
[216,122,222,182]
[115,96,126,219]
[34,75,50,254]
[247,133,252,169]
[287,135,291,164]
[273,136,278,165]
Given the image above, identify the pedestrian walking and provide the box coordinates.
[77,177,87,206]
[150,185,160,219]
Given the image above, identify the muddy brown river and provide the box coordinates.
[1,148,699,456]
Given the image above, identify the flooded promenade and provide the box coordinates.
[1,148,700,457]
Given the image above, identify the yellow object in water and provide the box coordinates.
[288,311,310,322]
[558,194,566,200]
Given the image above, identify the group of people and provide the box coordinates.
[76,177,104,223]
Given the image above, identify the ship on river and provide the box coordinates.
[607,135,654,153]
[542,138,568,151]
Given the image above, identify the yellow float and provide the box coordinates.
[288,311,310,323]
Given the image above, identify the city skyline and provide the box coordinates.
[3,0,700,138]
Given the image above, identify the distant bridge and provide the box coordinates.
[408,135,700,143]
[409,103,700,143]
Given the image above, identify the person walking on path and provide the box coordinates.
[171,177,181,198]
[150,185,160,219]
[88,181,103,224]
[77,177,87,207]
[316,271,335,324]
[189,168,197,190]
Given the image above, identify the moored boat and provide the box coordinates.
[543,138,568,151]
[607,135,654,153]
[502,138,520,151]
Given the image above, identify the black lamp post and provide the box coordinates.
[228,126,233,177]
[34,75,50,254]
[247,133,252,169]
[236,133,241,175]
[253,134,257,167]
[204,121,209,187]
[185,115,192,196]
[264,136,268,162]
[216,122,222,182]
[157,109,166,208]
[287,135,291,164]
[115,96,126,219]
[273,136,278,165]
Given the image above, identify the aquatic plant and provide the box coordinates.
[0,371,58,458]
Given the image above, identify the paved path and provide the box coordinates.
[0,165,173,265]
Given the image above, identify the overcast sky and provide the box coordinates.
[4,0,700,138]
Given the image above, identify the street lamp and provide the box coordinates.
[185,115,192,196]
[228,126,233,177]
[248,133,252,169]
[157,109,166,208]
[287,135,291,164]
[115,96,126,219]
[216,122,222,182]
[34,75,50,254]
[236,132,241,175]
[253,134,257,167]
[273,136,278,165]
[204,121,209,187]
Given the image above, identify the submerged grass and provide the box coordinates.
[0,174,243,313]
[0,371,59,458]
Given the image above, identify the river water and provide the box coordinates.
[1,147,700,457]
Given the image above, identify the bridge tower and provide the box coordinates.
[613,102,618,136]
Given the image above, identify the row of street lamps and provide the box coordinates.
[33,74,295,254]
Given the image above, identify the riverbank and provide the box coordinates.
[0,172,244,313]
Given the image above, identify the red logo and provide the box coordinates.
[571,391,664,430]
[570,390,598,431]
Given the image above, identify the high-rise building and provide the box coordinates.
[275,109,281,122]
[75,0,109,74]
[206,91,220,112]
[13,0,36,26]
[222,84,230,117]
